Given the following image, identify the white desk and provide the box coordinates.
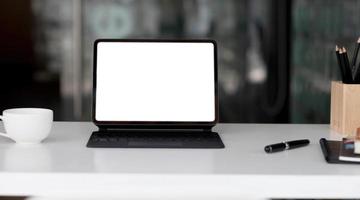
[0,122,359,199]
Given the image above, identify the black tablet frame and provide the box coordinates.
[92,39,218,130]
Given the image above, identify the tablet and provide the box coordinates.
[93,39,218,128]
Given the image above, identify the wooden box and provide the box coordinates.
[330,81,360,136]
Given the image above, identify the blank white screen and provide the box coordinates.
[95,42,215,122]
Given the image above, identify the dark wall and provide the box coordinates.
[0,0,34,86]
[0,1,61,119]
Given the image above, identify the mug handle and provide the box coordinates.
[0,116,12,139]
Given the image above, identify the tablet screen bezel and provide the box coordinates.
[92,39,218,129]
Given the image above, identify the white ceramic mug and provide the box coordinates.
[0,108,53,144]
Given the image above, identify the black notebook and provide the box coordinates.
[319,138,360,164]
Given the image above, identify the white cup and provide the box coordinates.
[0,108,53,144]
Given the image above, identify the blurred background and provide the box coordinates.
[0,0,358,123]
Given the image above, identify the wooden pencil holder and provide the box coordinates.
[330,81,360,136]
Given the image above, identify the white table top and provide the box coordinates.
[0,122,359,199]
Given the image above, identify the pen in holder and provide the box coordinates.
[330,81,360,136]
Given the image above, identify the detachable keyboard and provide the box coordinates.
[86,130,224,148]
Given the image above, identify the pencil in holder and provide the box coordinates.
[330,81,360,136]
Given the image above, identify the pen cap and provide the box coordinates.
[287,139,310,149]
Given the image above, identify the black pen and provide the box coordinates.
[336,45,345,82]
[351,37,360,73]
[342,47,353,83]
[352,37,360,83]
[264,139,310,153]
[354,62,360,83]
